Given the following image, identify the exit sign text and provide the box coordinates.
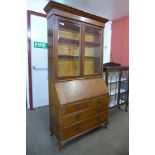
[34,41,48,49]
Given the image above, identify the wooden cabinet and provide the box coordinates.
[103,66,121,108]
[103,66,129,110]
[118,67,129,111]
[44,1,109,150]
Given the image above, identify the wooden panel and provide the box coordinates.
[49,9,105,27]
[47,16,54,81]
[44,1,108,24]
[49,81,61,139]
[61,99,89,115]
[62,103,107,128]
[89,95,109,108]
[84,58,94,75]
[58,58,80,77]
[55,78,109,105]
[62,112,108,140]
[50,82,59,107]
[50,105,61,139]
[59,28,80,40]
[62,123,81,140]
[80,113,108,132]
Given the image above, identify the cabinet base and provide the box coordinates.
[52,122,109,151]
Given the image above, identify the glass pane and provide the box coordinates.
[58,20,80,77]
[84,26,101,75]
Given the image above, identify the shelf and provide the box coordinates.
[58,55,79,59]
[85,41,100,47]
[59,37,79,45]
[109,99,117,108]
[109,99,126,108]
[84,56,100,59]
[109,89,126,96]
[119,99,126,104]
[108,77,127,84]
[59,37,100,47]
[58,55,100,59]
[59,23,80,32]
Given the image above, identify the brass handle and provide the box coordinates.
[76,104,80,111]
[75,114,80,120]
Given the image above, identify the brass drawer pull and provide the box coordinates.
[76,104,80,111]
[75,114,80,119]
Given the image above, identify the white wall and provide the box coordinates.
[103,21,112,63]
[27,0,48,13]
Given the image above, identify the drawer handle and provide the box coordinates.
[76,104,80,111]
[75,114,80,119]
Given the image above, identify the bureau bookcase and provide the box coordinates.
[44,1,109,150]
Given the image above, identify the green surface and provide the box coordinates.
[34,41,48,49]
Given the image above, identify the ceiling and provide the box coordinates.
[52,0,129,20]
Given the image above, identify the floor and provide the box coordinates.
[26,105,129,155]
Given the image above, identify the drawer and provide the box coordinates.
[96,112,108,125]
[61,99,89,115]
[80,113,108,133]
[89,95,109,108]
[62,112,108,140]
[62,124,81,140]
[62,105,107,128]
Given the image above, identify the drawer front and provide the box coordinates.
[62,112,108,140]
[61,100,89,115]
[62,105,107,128]
[89,95,108,108]
[79,113,108,133]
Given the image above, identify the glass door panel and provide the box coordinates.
[84,26,102,75]
[58,20,81,77]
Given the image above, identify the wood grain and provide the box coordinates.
[55,78,108,104]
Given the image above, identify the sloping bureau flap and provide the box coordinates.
[55,78,108,105]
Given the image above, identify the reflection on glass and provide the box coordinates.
[58,21,80,77]
[84,26,101,75]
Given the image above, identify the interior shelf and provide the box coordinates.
[108,77,127,84]
[109,99,117,107]
[58,55,100,59]
[58,55,79,58]
[59,37,79,45]
[59,37,100,47]
[84,56,100,59]
[85,41,100,47]
[109,89,126,96]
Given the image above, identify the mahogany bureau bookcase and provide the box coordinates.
[44,1,109,150]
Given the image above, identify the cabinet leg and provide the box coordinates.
[104,122,109,129]
[118,104,121,109]
[125,103,128,112]
[59,141,64,151]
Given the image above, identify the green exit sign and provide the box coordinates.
[34,41,48,49]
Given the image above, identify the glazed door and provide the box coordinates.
[83,24,102,76]
[56,17,81,80]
